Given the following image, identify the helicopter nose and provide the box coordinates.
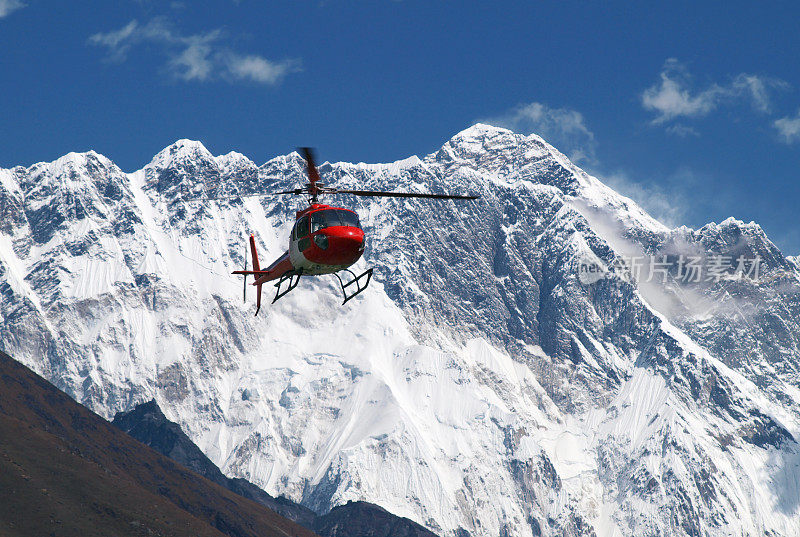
[318,227,364,264]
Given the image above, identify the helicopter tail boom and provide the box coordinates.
[232,236,296,314]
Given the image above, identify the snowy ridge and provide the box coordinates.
[1,125,799,537]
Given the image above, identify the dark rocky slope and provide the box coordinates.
[113,400,438,537]
[0,350,317,537]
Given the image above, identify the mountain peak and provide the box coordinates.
[29,150,114,177]
[215,150,257,175]
[698,216,767,239]
[147,139,214,170]
[454,123,514,138]
[444,124,517,150]
[171,138,208,151]
[720,216,760,229]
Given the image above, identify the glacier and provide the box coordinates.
[1,124,799,537]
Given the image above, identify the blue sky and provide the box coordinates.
[2,1,799,253]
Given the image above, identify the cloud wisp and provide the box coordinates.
[479,102,597,164]
[774,109,800,144]
[598,169,690,228]
[641,58,787,127]
[0,0,25,18]
[89,18,300,85]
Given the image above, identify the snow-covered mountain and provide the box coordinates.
[1,124,799,537]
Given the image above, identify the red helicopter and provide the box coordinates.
[201,148,478,314]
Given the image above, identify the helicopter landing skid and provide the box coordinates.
[272,269,302,303]
[334,268,373,304]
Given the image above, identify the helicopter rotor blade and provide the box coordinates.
[333,189,479,200]
[299,147,321,185]
[183,189,304,202]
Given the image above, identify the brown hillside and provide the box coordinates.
[0,350,318,537]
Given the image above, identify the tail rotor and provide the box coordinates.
[233,234,266,316]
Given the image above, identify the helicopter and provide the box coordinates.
[195,148,478,314]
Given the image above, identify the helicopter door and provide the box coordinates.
[295,215,311,251]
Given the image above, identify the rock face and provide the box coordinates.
[1,125,800,537]
[113,400,436,537]
[112,399,318,527]
[314,501,438,537]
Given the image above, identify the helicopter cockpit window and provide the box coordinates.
[310,211,329,233]
[336,210,361,229]
[308,209,362,232]
[295,215,310,238]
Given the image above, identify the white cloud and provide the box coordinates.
[88,20,140,61]
[774,109,800,144]
[222,53,301,84]
[642,60,720,123]
[479,102,596,164]
[0,0,25,18]
[599,170,688,227]
[642,58,787,125]
[167,32,220,81]
[666,124,700,137]
[89,18,299,85]
[733,73,780,113]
